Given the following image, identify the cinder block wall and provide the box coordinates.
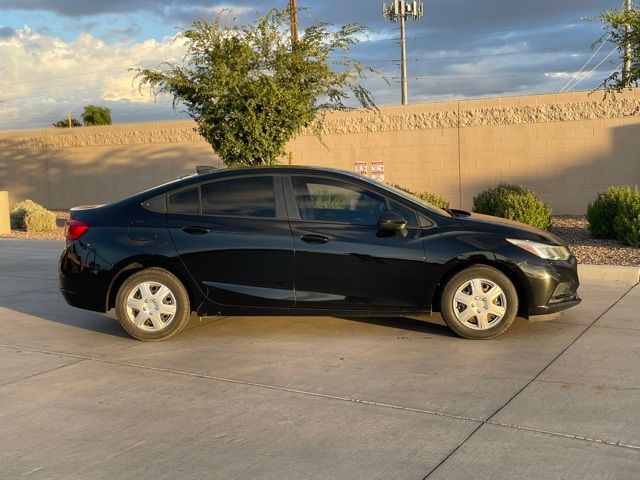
[1,89,639,214]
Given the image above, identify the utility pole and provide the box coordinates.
[383,1,424,105]
[623,0,632,86]
[289,0,298,44]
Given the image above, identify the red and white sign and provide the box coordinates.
[354,161,368,176]
[371,161,384,181]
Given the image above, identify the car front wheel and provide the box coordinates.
[440,265,518,339]
[115,268,191,341]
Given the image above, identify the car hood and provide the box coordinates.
[454,211,565,246]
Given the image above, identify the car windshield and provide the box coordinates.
[355,175,452,217]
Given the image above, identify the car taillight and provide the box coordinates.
[64,219,89,240]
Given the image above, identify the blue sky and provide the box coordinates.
[0,0,624,130]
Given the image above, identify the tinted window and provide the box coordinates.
[389,200,417,227]
[142,195,166,213]
[168,187,199,214]
[292,176,385,225]
[202,176,276,218]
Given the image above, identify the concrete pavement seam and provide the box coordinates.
[0,274,58,281]
[0,285,59,300]
[0,343,482,424]
[0,358,85,389]
[1,342,639,454]
[421,282,640,479]
[485,420,640,451]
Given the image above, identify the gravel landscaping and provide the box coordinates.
[1,210,69,241]
[551,216,640,267]
[2,211,639,267]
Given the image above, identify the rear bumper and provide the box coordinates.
[59,287,106,313]
[59,243,109,313]
[521,256,581,317]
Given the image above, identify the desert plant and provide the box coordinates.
[472,183,552,230]
[52,118,82,128]
[135,8,378,167]
[391,184,450,209]
[587,186,636,238]
[609,187,640,247]
[82,105,112,126]
[10,199,57,231]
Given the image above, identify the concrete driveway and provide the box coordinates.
[1,239,639,479]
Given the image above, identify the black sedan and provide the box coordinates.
[59,166,580,341]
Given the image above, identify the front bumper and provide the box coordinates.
[520,256,581,317]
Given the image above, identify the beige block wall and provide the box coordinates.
[1,89,639,214]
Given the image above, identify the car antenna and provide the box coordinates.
[196,165,218,175]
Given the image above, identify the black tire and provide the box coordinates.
[440,265,518,340]
[115,267,191,341]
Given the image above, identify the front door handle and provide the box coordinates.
[301,234,329,244]
[182,226,210,235]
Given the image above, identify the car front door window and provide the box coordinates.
[291,176,386,225]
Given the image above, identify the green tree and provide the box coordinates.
[52,118,82,128]
[599,6,639,91]
[81,104,112,126]
[135,8,378,167]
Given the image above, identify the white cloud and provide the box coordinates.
[0,27,188,129]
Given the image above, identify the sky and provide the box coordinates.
[0,0,626,130]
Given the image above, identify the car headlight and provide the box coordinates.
[507,239,571,260]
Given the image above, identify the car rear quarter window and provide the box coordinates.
[142,194,167,213]
[167,187,199,214]
[201,176,276,218]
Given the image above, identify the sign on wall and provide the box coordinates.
[371,161,384,182]
[354,161,368,176]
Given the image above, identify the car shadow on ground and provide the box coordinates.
[0,289,132,339]
[339,315,458,338]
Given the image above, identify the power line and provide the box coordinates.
[0,64,139,87]
[368,18,592,43]
[1,74,136,101]
[394,66,587,81]
[560,33,611,92]
[565,47,618,91]
[344,43,590,63]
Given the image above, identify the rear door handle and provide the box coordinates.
[301,234,329,244]
[182,226,210,235]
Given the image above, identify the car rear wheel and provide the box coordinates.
[115,268,191,341]
[440,265,518,339]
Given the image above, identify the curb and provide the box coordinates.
[578,264,640,284]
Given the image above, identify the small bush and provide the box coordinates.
[10,199,57,232]
[587,186,636,239]
[391,185,450,209]
[472,183,552,230]
[610,188,640,247]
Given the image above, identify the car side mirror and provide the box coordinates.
[378,210,407,231]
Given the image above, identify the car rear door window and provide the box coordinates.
[167,187,199,214]
[201,176,276,218]
[291,176,386,225]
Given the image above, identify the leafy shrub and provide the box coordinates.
[10,199,57,232]
[391,184,450,209]
[587,186,636,239]
[472,183,552,230]
[311,190,348,209]
[611,188,640,247]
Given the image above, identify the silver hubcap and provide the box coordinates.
[452,278,507,330]
[126,281,177,331]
